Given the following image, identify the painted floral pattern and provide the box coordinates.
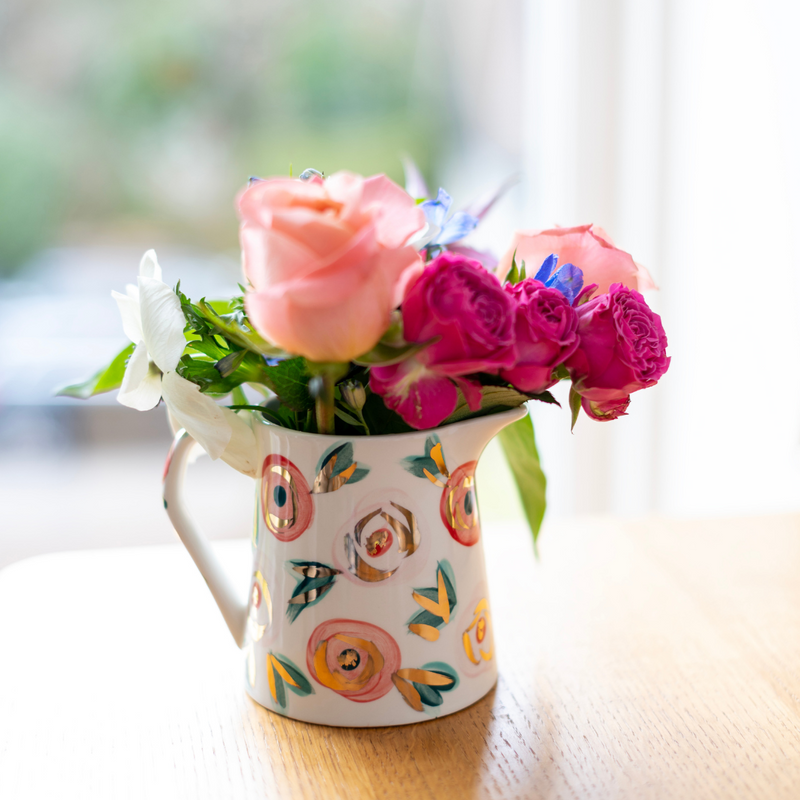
[261,454,314,542]
[306,619,401,702]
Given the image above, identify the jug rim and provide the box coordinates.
[254,405,527,442]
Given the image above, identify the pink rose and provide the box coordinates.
[497,224,655,295]
[239,171,425,362]
[370,252,516,429]
[566,283,669,417]
[500,278,579,394]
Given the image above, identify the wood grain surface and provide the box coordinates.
[1,514,800,799]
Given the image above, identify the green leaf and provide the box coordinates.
[54,343,135,399]
[498,411,546,553]
[215,349,247,378]
[190,297,286,358]
[361,392,415,435]
[443,385,530,425]
[263,358,313,412]
[569,386,582,431]
[334,406,363,427]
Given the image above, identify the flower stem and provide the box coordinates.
[315,372,336,435]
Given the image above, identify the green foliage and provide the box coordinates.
[443,385,554,425]
[54,343,135,398]
[498,411,547,553]
[505,250,527,285]
[569,386,582,431]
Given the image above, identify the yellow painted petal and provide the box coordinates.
[412,591,446,621]
[429,442,449,477]
[437,569,450,624]
[409,624,439,641]
[422,468,445,488]
[270,656,299,688]
[392,674,423,711]
[267,654,278,702]
[395,668,454,687]
[463,631,480,665]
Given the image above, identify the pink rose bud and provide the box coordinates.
[238,171,425,363]
[370,252,516,429]
[581,395,631,421]
[497,224,655,295]
[500,278,579,394]
[566,283,670,413]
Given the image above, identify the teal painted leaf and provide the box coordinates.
[276,656,314,696]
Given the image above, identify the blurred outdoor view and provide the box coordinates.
[2,0,799,570]
[0,0,526,568]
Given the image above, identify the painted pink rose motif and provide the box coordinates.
[500,278,579,394]
[497,224,655,296]
[566,283,669,419]
[370,252,516,429]
[239,171,425,362]
[306,619,401,703]
[261,454,314,542]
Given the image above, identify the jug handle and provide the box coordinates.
[162,428,248,648]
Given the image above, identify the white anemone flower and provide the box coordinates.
[113,250,258,476]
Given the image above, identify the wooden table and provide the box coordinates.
[2,514,800,799]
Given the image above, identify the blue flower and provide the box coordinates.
[534,254,584,305]
[421,189,479,247]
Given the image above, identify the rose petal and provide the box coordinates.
[369,360,458,430]
[117,341,162,411]
[138,277,187,373]
[361,174,426,248]
[161,371,231,460]
[452,376,483,411]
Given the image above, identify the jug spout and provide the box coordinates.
[452,405,528,452]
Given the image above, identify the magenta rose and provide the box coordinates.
[370,252,516,429]
[566,283,669,418]
[500,278,579,394]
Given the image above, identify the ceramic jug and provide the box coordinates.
[162,405,526,727]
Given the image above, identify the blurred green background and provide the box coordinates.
[0,0,449,276]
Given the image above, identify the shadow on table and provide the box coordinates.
[242,686,514,798]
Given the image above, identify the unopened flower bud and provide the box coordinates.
[340,380,366,410]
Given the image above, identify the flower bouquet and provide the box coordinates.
[60,165,670,546]
[58,165,670,724]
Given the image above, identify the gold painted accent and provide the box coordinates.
[346,504,420,582]
[287,580,335,606]
[345,534,398,582]
[313,642,377,692]
[422,468,445,488]
[463,598,493,664]
[412,590,448,620]
[463,631,480,665]
[265,467,298,535]
[267,654,278,702]
[270,655,300,688]
[365,528,390,556]
[409,624,440,641]
[429,443,450,478]
[392,674,423,711]
[455,502,470,530]
[292,563,338,578]
[353,509,382,545]
[333,634,385,675]
[437,569,450,624]
[312,454,359,494]
[253,570,273,626]
[396,668,454,687]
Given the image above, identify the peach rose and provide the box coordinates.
[497,224,655,295]
[239,172,425,363]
